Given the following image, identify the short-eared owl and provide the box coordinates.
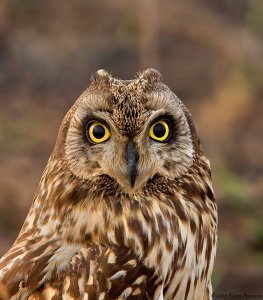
[0,69,217,299]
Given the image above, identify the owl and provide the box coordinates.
[0,69,217,300]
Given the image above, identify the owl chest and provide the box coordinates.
[161,235,215,300]
[118,215,216,300]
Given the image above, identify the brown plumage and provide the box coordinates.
[0,282,9,300]
[0,69,217,299]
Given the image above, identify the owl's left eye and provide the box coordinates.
[87,121,111,144]
[149,120,171,142]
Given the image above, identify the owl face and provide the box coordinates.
[61,69,198,193]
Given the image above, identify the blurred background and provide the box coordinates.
[0,0,262,296]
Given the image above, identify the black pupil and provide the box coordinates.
[153,123,166,138]
[93,125,105,139]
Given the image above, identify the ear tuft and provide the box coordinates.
[91,69,111,84]
[142,68,162,83]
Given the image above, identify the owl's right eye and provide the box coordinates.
[86,121,111,144]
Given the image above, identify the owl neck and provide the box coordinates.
[14,155,216,276]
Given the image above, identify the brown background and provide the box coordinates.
[0,0,262,295]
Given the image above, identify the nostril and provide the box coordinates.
[126,141,139,188]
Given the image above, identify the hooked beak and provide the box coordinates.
[126,141,138,188]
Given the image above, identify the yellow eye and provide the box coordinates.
[149,120,170,142]
[87,122,111,144]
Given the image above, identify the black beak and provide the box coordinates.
[126,141,138,188]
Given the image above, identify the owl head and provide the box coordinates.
[54,69,201,194]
